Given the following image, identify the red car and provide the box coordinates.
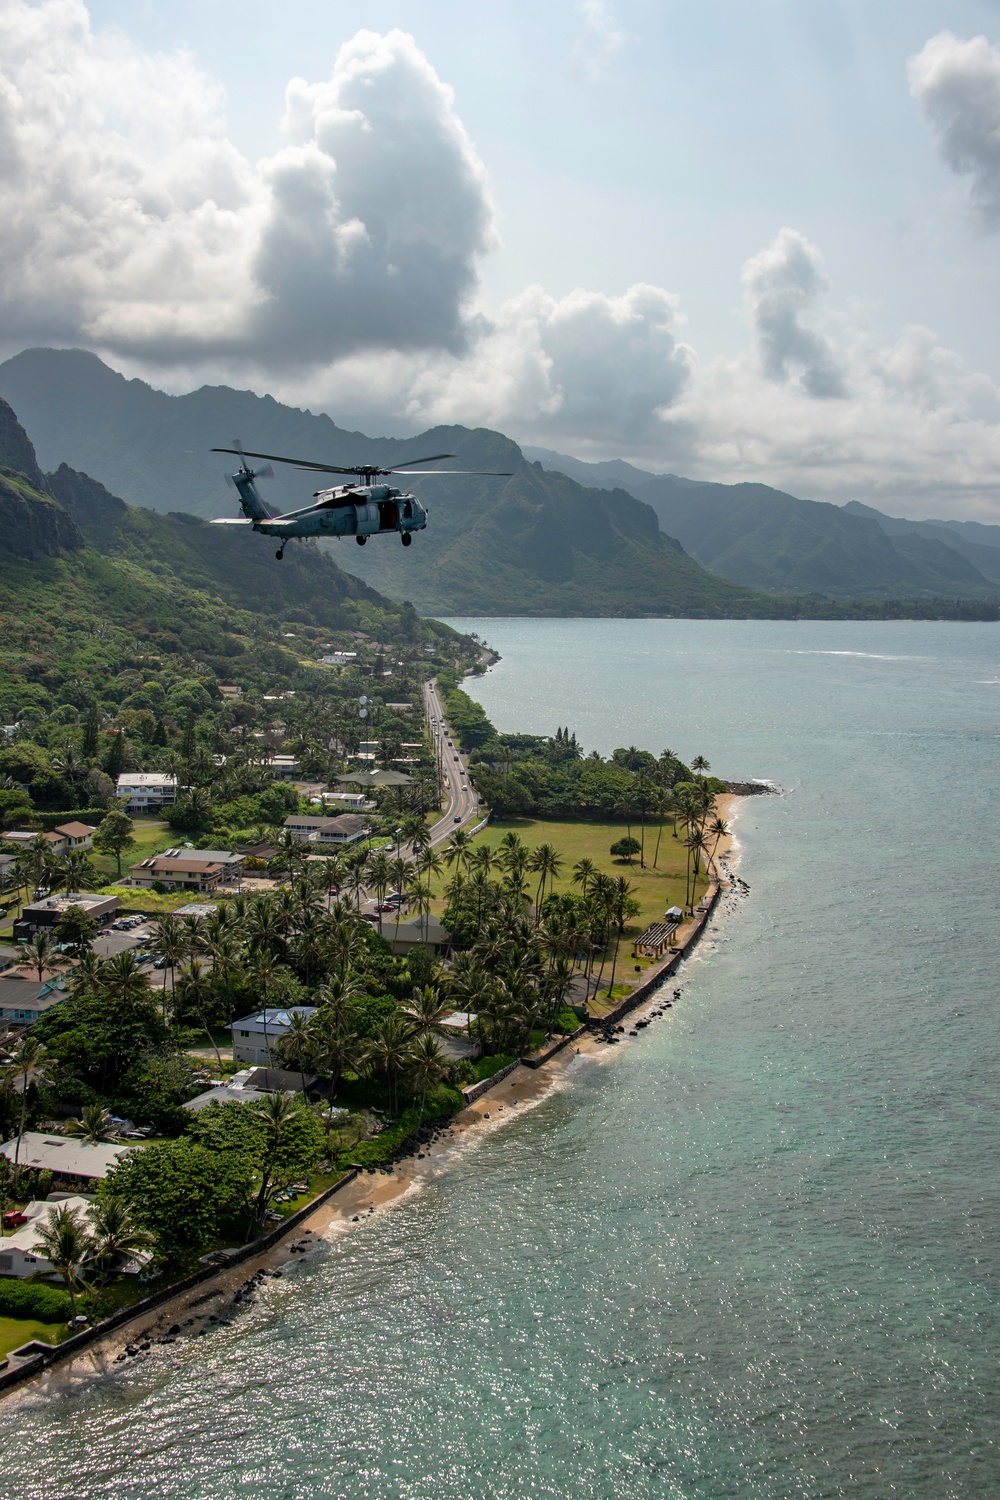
[2,1211,28,1229]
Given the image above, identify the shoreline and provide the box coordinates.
[1,795,755,1409]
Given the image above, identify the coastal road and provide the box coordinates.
[423,680,480,848]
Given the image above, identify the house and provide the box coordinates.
[116,773,178,812]
[128,857,225,893]
[0,1195,93,1279]
[385,703,414,713]
[282,814,369,847]
[0,1132,132,1184]
[265,755,299,779]
[2,828,66,852]
[318,792,376,812]
[388,915,452,957]
[182,1065,322,1112]
[436,1011,481,1063]
[229,1008,319,1067]
[0,972,71,1027]
[52,821,97,851]
[319,651,358,667]
[129,847,243,891]
[15,892,119,938]
[219,684,242,700]
[336,768,413,788]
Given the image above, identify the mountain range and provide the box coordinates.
[525,447,1000,600]
[1,348,997,618]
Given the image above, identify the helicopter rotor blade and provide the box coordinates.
[211,447,357,474]
[392,469,514,476]
[387,452,455,468]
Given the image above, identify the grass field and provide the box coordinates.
[428,815,709,939]
[0,1316,66,1359]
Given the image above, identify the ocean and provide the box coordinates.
[1,618,998,1499]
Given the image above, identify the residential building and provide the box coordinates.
[0,972,70,1028]
[2,828,65,852]
[282,814,369,847]
[388,915,452,957]
[129,847,243,891]
[116,773,178,812]
[229,1007,319,1067]
[219,684,242,700]
[265,754,299,779]
[128,857,225,893]
[385,702,414,712]
[51,821,97,851]
[319,651,358,667]
[318,792,375,812]
[15,892,119,938]
[182,1066,322,1111]
[0,1132,132,1184]
[0,1195,93,1278]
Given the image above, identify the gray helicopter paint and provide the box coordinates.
[213,470,427,544]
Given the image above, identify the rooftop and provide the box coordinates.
[231,1007,319,1030]
[0,1132,133,1179]
[117,772,177,786]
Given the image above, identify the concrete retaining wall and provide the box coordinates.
[0,1168,360,1398]
[461,1059,520,1103]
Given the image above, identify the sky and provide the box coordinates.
[3,0,1000,516]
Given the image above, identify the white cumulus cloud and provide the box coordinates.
[742,228,846,399]
[909,30,1000,227]
[0,2,495,365]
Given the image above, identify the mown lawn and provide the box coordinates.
[428,816,707,937]
[0,1315,66,1358]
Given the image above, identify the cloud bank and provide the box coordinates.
[1,4,999,516]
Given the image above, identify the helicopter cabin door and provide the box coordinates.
[354,501,381,536]
[376,499,399,532]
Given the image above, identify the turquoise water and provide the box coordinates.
[2,619,999,1499]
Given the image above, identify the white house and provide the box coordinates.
[0,1195,93,1279]
[230,1007,319,1067]
[116,773,178,812]
[282,814,369,847]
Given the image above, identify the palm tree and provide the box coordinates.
[151,914,186,1022]
[99,951,150,1006]
[5,1037,49,1184]
[614,789,639,853]
[276,1008,316,1097]
[62,848,96,892]
[400,984,453,1038]
[366,851,392,934]
[24,930,60,983]
[246,947,280,1064]
[528,843,562,920]
[346,861,368,913]
[87,1196,155,1286]
[650,788,675,869]
[706,816,730,879]
[203,933,242,1022]
[409,879,434,942]
[367,1013,414,1115]
[29,1205,95,1319]
[63,1104,120,1144]
[571,857,597,900]
[606,876,640,996]
[312,1012,365,1099]
[444,829,473,875]
[175,960,221,1065]
[250,1092,307,1224]
[406,1034,448,1123]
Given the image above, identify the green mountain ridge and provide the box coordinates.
[529,446,1000,601]
[1,348,996,620]
[0,399,468,726]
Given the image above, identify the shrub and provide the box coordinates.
[0,1279,72,1323]
[337,1087,462,1171]
[554,1010,580,1035]
[610,836,641,860]
[470,1053,515,1083]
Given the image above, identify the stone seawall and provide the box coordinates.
[0,1169,360,1398]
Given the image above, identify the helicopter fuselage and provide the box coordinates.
[226,473,427,544]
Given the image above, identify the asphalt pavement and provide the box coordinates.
[423,680,481,847]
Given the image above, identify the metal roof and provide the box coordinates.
[0,1132,132,1179]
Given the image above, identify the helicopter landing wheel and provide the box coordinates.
[401,532,412,547]
[355,535,367,546]
[275,548,284,560]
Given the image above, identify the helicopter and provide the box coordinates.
[209,441,512,559]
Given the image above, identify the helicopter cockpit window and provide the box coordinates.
[402,499,413,519]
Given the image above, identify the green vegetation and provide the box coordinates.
[0,1278,72,1322]
[0,1317,66,1359]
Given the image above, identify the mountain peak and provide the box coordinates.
[0,396,49,491]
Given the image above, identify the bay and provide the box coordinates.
[2,618,999,1499]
